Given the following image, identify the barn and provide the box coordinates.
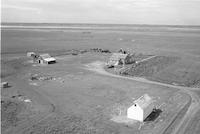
[37,53,56,64]
[107,53,136,68]
[107,53,129,67]
[127,94,154,122]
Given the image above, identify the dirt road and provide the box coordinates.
[84,61,200,134]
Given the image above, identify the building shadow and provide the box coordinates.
[144,108,162,122]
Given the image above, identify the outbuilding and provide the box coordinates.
[107,53,128,67]
[1,82,9,88]
[107,53,136,68]
[127,94,154,122]
[38,53,56,64]
[27,52,36,57]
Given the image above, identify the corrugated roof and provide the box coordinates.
[40,53,52,59]
[43,57,56,62]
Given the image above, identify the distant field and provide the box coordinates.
[2,25,200,58]
[119,55,200,87]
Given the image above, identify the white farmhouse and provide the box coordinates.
[127,94,154,122]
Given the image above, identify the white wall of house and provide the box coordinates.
[127,94,154,122]
[127,103,144,122]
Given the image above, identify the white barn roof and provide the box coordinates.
[134,94,153,109]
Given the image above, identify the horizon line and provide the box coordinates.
[1,22,200,27]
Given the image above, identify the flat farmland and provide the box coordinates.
[1,26,200,134]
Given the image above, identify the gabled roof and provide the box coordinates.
[40,53,52,59]
[39,53,56,62]
[110,53,128,61]
[43,57,56,62]
[134,94,154,109]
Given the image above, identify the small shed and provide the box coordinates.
[107,53,129,67]
[38,53,56,64]
[1,82,9,88]
[27,52,36,57]
[127,94,154,122]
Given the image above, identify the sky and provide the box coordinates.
[1,0,200,25]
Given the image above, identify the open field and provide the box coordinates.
[1,25,200,134]
[110,55,200,87]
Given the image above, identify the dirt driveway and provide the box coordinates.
[84,61,200,134]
